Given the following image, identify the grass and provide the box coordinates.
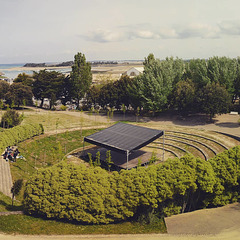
[10,128,99,184]
[0,214,166,235]
[0,192,22,212]
[21,109,106,132]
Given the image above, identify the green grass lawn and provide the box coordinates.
[0,214,166,235]
[0,192,22,212]
[10,128,99,183]
[21,109,106,132]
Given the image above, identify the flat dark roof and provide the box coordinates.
[84,122,163,154]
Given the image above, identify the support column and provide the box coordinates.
[162,131,165,161]
[82,141,85,157]
[126,150,129,170]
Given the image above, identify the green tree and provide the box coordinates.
[11,179,23,207]
[186,59,210,88]
[233,57,240,103]
[0,109,23,128]
[106,150,113,171]
[70,52,92,109]
[32,70,65,109]
[94,151,101,167]
[136,54,176,115]
[0,80,10,100]
[5,82,33,108]
[59,75,73,106]
[171,79,196,114]
[207,57,237,99]
[14,73,33,87]
[197,83,231,121]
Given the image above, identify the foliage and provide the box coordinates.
[0,80,10,100]
[23,146,240,224]
[59,105,67,111]
[0,123,44,155]
[32,70,65,109]
[5,82,33,107]
[0,109,23,128]
[11,179,23,206]
[84,55,240,118]
[70,52,92,109]
[171,79,196,114]
[197,83,231,120]
[14,73,33,87]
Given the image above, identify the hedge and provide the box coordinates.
[0,123,44,154]
[23,145,240,224]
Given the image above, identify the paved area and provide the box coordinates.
[0,156,12,198]
[165,202,240,235]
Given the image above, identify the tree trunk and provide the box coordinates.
[40,99,44,108]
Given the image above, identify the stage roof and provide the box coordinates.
[84,122,163,154]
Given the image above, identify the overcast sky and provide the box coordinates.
[1,0,240,63]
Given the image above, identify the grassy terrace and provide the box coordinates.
[0,214,166,235]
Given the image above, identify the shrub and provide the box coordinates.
[0,123,44,154]
[23,146,240,224]
[59,105,67,111]
[0,109,23,128]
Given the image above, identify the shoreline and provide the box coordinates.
[1,66,71,72]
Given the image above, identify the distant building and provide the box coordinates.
[122,67,144,77]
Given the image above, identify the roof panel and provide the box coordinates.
[84,122,163,153]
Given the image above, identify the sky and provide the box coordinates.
[1,0,240,63]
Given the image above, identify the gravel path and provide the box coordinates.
[0,156,12,198]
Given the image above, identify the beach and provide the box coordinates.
[0,62,143,82]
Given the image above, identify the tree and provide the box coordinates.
[70,52,92,109]
[11,179,23,207]
[106,150,113,171]
[207,57,237,100]
[186,59,210,88]
[171,79,196,114]
[14,73,33,87]
[0,109,23,128]
[5,82,33,108]
[32,70,65,109]
[0,80,10,100]
[197,83,231,121]
[233,57,240,103]
[59,75,73,106]
[136,54,174,115]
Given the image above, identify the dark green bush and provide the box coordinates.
[0,109,23,128]
[23,146,240,224]
[0,123,44,154]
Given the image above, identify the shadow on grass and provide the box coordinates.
[0,199,23,212]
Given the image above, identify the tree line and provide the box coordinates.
[0,52,92,110]
[23,145,240,224]
[0,53,239,119]
[86,54,240,120]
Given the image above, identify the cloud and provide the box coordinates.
[82,29,126,43]
[177,24,220,39]
[219,20,240,35]
[82,21,240,43]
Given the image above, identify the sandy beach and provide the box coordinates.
[1,62,143,82]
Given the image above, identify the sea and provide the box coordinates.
[0,64,71,80]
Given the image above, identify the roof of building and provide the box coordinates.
[84,122,163,154]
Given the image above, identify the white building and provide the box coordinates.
[122,67,144,77]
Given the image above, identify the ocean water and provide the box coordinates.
[0,64,71,79]
[0,64,31,79]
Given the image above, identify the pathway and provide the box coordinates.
[0,156,13,198]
